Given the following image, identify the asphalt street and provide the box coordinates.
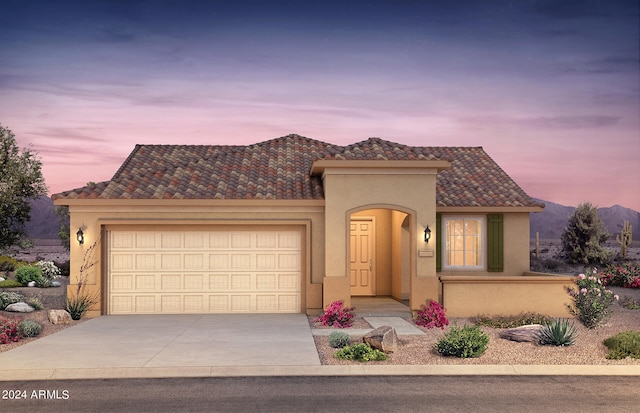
[1,375,638,413]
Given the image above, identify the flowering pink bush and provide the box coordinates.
[415,300,449,329]
[0,316,22,344]
[314,300,355,328]
[567,268,618,329]
[600,262,640,289]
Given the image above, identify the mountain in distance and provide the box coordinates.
[25,196,61,239]
[530,198,640,240]
[23,196,640,241]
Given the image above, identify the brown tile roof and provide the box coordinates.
[52,134,542,208]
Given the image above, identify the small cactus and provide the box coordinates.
[616,221,632,259]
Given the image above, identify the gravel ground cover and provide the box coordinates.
[311,287,640,366]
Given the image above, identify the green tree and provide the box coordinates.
[0,125,47,250]
[561,202,611,265]
[54,206,70,250]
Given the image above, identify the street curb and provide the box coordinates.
[1,365,638,381]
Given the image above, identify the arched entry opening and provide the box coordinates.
[348,207,414,310]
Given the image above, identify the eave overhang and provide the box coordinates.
[310,159,452,176]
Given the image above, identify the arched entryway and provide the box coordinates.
[348,207,414,309]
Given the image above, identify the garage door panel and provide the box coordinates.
[136,274,155,290]
[136,296,155,313]
[184,254,204,269]
[112,274,133,290]
[109,229,301,314]
[231,295,251,311]
[136,233,155,248]
[184,274,204,289]
[256,274,277,290]
[161,254,181,269]
[231,274,251,290]
[210,295,229,311]
[136,254,156,270]
[161,274,182,290]
[160,233,182,248]
[278,254,300,270]
[231,233,252,248]
[209,274,229,289]
[184,295,204,312]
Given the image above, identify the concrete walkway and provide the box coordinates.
[1,313,637,381]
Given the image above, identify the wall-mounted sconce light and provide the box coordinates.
[424,225,431,243]
[76,228,84,245]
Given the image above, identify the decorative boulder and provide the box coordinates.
[499,324,543,343]
[52,281,61,287]
[48,310,73,325]
[0,277,5,282]
[27,281,36,287]
[363,325,398,353]
[5,302,35,313]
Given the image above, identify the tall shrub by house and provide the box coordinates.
[561,202,611,265]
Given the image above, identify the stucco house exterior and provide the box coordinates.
[52,135,573,318]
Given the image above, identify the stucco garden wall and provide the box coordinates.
[440,273,575,317]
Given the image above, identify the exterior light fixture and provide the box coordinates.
[424,225,431,243]
[76,228,84,245]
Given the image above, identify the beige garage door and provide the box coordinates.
[107,229,301,314]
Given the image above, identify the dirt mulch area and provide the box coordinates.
[311,289,640,366]
[1,276,86,353]
[0,310,86,353]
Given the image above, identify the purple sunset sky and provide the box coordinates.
[1,0,638,210]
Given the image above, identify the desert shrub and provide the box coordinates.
[55,260,70,276]
[0,256,19,272]
[19,320,41,337]
[334,343,388,362]
[66,240,100,320]
[0,291,24,310]
[472,312,551,329]
[26,295,44,310]
[567,268,618,329]
[66,293,99,320]
[435,324,489,358]
[600,262,640,288]
[34,276,54,288]
[603,331,640,360]
[415,300,449,330]
[36,260,61,279]
[621,297,640,310]
[537,319,577,346]
[561,202,612,265]
[314,300,355,328]
[0,279,23,288]
[328,331,351,348]
[15,265,42,285]
[534,257,564,272]
[0,316,22,344]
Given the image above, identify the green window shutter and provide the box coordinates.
[436,213,442,272]
[487,214,504,272]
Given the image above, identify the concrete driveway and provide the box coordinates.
[0,314,321,371]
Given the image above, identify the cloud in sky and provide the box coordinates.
[0,0,638,210]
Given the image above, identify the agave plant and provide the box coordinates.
[537,318,577,346]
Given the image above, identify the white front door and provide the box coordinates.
[350,217,375,296]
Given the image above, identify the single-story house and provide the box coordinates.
[52,135,574,318]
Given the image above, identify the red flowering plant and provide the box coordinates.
[415,300,449,329]
[314,300,355,328]
[600,262,640,289]
[0,316,22,344]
